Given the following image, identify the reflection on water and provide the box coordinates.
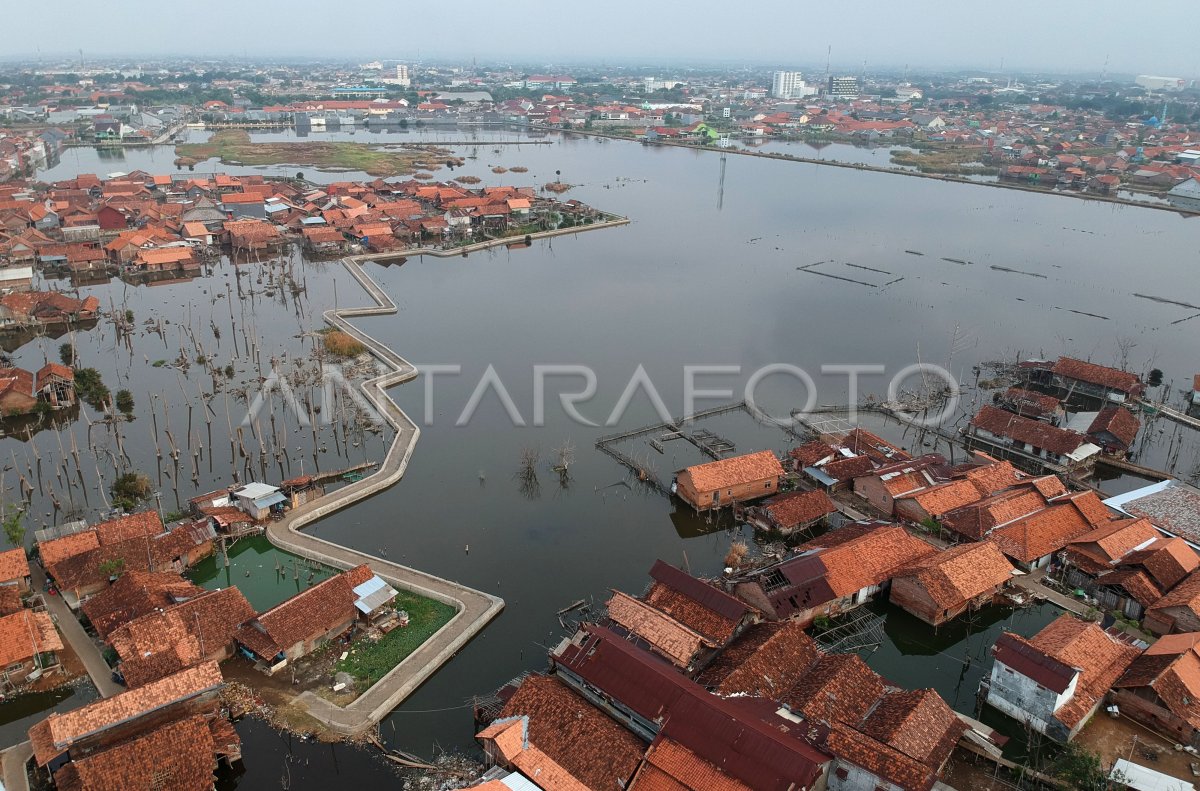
[0,682,99,748]
[218,717,405,790]
[18,127,1200,757]
[189,535,337,612]
[866,597,1061,719]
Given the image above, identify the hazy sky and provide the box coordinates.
[9,1,1200,76]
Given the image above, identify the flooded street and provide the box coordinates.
[10,128,1200,764]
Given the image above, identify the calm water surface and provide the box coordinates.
[11,131,1200,765]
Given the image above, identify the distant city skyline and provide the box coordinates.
[8,0,1200,77]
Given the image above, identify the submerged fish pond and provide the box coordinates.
[3,129,1200,772]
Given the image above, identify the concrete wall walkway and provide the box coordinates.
[30,564,122,698]
[1,741,32,791]
[262,222,629,734]
[261,252,499,736]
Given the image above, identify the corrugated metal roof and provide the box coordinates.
[353,576,398,613]
[251,492,287,509]
[553,626,828,790]
[648,560,749,622]
[235,482,279,500]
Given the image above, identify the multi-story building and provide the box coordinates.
[827,75,860,98]
[770,70,804,99]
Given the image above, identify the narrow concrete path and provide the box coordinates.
[260,224,629,734]
[1012,568,1091,616]
[262,254,498,736]
[30,564,122,698]
[1,740,32,791]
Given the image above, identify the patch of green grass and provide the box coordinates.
[175,130,461,176]
[334,591,456,685]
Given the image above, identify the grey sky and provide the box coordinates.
[9,0,1200,77]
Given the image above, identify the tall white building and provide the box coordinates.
[1135,75,1185,91]
[395,64,411,87]
[771,71,804,99]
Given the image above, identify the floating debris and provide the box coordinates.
[940,257,969,265]
[904,250,925,256]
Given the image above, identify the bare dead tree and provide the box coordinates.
[516,445,541,499]
[551,439,575,488]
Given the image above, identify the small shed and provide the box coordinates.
[280,475,323,508]
[352,575,399,625]
[233,482,286,520]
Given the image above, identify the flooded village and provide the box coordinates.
[3,45,1200,791]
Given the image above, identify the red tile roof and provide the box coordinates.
[37,530,99,566]
[1148,569,1200,619]
[234,565,369,659]
[893,541,1014,609]
[679,451,783,492]
[942,486,1050,540]
[811,524,938,598]
[825,723,943,791]
[696,621,821,697]
[0,547,30,583]
[606,590,713,668]
[988,504,1095,563]
[818,454,875,482]
[80,570,207,639]
[93,511,163,545]
[860,688,963,768]
[110,587,255,687]
[642,561,748,644]
[970,405,1092,456]
[0,610,62,666]
[490,673,645,790]
[789,442,835,468]
[52,713,219,791]
[632,737,753,791]
[758,490,837,528]
[784,652,884,727]
[552,625,828,791]
[1087,406,1141,449]
[30,661,223,766]
[1125,538,1200,590]
[1002,387,1062,417]
[1116,633,1200,731]
[997,617,1141,729]
[1052,357,1142,395]
[1065,517,1158,573]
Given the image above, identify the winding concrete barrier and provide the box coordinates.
[262,220,627,735]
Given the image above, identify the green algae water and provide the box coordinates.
[188,535,337,611]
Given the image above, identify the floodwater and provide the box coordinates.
[190,535,338,611]
[218,716,411,790]
[0,682,98,749]
[8,129,1200,768]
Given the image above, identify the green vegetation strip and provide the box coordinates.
[335,591,457,685]
[175,130,460,176]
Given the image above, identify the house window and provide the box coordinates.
[712,491,719,503]
[6,662,22,672]
[835,767,849,780]
[765,482,772,488]
[762,569,789,592]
